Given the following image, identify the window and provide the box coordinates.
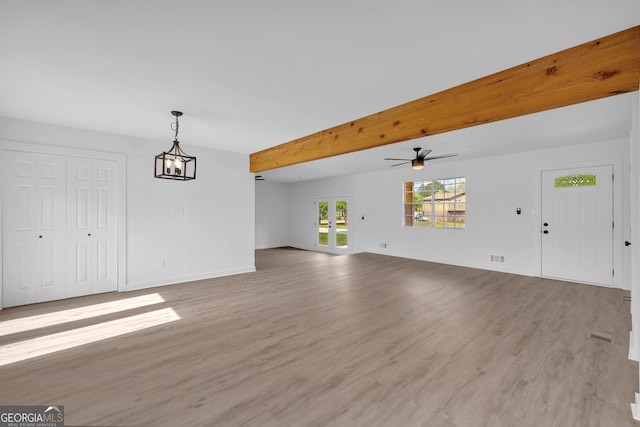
[404,177,466,229]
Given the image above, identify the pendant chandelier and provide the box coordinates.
[154,111,196,180]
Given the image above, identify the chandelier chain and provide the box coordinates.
[171,115,180,142]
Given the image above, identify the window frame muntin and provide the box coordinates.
[403,177,466,229]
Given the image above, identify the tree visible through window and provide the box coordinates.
[404,177,466,228]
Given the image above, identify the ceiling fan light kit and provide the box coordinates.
[154,111,197,181]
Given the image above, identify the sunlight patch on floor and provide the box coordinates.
[0,307,180,366]
[0,293,166,337]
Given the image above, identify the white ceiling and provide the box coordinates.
[0,1,638,182]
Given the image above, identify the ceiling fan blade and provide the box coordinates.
[390,161,410,167]
[418,149,432,158]
[423,153,458,161]
[384,158,412,161]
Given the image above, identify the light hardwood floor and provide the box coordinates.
[0,248,637,426]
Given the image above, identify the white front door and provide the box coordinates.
[66,157,118,297]
[2,150,67,306]
[541,165,613,286]
[315,198,349,254]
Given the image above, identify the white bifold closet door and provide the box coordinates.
[2,150,119,307]
[66,156,118,298]
[2,151,67,307]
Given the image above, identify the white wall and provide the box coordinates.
[255,181,291,249]
[629,92,640,420]
[275,138,630,289]
[0,116,255,299]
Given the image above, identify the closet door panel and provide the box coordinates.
[66,157,118,297]
[93,160,118,294]
[3,153,37,306]
[2,151,66,306]
[35,154,67,303]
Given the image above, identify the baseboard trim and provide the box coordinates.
[365,249,533,277]
[126,266,256,292]
[631,393,640,421]
[629,331,640,362]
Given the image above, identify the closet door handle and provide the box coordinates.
[38,235,43,238]
[88,233,91,237]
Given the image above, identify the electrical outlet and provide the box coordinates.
[379,243,387,248]
[157,259,165,268]
[490,255,505,263]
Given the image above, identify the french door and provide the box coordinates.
[541,165,613,286]
[315,198,349,254]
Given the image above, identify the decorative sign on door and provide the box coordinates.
[554,174,597,188]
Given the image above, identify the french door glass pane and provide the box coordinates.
[318,201,328,247]
[335,200,347,249]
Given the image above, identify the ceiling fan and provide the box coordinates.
[384,147,457,170]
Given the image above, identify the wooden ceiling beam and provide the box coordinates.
[250,26,640,173]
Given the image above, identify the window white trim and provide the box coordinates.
[403,177,466,229]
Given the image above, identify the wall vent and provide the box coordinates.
[587,330,613,344]
[490,255,505,263]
